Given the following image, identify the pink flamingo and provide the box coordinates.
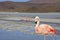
[34,16,56,40]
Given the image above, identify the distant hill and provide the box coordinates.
[29,0,60,3]
[0,1,60,12]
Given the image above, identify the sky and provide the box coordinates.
[0,0,30,2]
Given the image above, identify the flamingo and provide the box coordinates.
[34,16,56,40]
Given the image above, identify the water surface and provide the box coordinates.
[0,12,60,40]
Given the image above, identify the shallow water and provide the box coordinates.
[0,12,60,40]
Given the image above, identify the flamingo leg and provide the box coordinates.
[44,35,46,40]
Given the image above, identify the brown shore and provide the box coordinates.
[0,1,60,12]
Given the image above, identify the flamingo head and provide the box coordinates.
[35,16,40,24]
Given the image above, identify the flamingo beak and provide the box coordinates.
[35,21,37,24]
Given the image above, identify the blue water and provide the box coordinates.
[0,13,60,40]
[0,13,60,19]
[0,30,60,40]
[0,29,60,40]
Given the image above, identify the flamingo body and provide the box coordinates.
[35,24,56,35]
[34,16,56,40]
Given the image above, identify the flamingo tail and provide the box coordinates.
[50,29,57,34]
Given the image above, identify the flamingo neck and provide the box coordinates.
[36,21,40,27]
